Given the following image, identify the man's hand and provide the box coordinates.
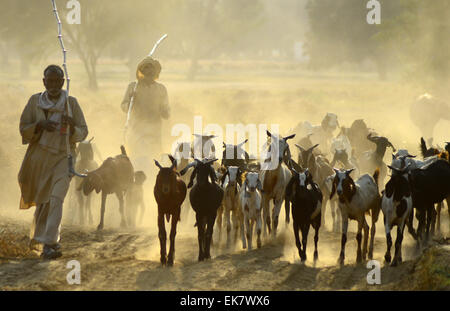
[62,115,75,127]
[37,120,58,132]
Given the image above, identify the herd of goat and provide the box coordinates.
[70,114,450,268]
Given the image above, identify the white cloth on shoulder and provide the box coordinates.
[37,90,67,154]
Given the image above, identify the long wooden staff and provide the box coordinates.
[123,34,168,144]
[51,0,86,178]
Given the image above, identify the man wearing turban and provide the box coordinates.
[121,57,170,175]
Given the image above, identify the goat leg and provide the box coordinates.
[116,192,127,228]
[97,191,107,231]
[293,220,301,260]
[76,190,84,226]
[384,230,392,263]
[167,214,178,266]
[300,224,309,262]
[362,219,369,261]
[313,225,319,262]
[391,224,404,267]
[204,215,216,260]
[158,213,167,266]
[338,215,348,265]
[86,194,93,225]
[196,214,205,261]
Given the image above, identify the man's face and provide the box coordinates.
[43,71,64,98]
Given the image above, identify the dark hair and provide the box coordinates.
[44,65,64,78]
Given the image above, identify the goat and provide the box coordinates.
[420,137,440,158]
[295,143,334,228]
[382,164,415,266]
[216,166,243,248]
[79,146,134,230]
[259,130,295,236]
[330,168,381,264]
[221,139,250,172]
[125,171,147,228]
[154,155,187,266]
[181,158,224,261]
[359,133,396,185]
[408,159,450,247]
[292,113,339,155]
[72,137,99,225]
[390,151,443,235]
[240,171,263,250]
[192,134,217,160]
[343,119,376,159]
[173,141,193,220]
[324,174,340,232]
[285,168,322,262]
[410,94,450,143]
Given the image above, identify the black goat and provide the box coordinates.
[285,168,322,262]
[420,137,440,158]
[359,133,396,184]
[408,159,450,246]
[181,158,224,261]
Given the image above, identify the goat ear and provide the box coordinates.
[154,160,163,169]
[346,168,355,176]
[223,142,226,148]
[392,153,396,160]
[266,130,272,137]
[333,168,340,174]
[284,134,295,141]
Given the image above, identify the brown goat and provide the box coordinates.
[79,146,134,230]
[154,155,187,266]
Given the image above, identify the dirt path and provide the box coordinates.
[3,212,447,291]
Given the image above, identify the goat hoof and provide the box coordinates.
[167,259,174,267]
[257,241,261,249]
[338,256,345,265]
[356,256,363,264]
[160,256,167,266]
[368,252,373,260]
[390,258,400,267]
[384,254,391,263]
[314,252,318,262]
[96,224,103,231]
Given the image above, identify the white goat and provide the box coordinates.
[216,166,242,248]
[240,171,263,250]
[330,168,381,264]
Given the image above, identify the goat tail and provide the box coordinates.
[420,137,427,158]
[373,168,380,186]
[120,145,127,156]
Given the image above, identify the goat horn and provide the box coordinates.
[154,160,163,169]
[168,154,177,169]
[180,161,197,176]
[407,154,416,158]
[295,144,305,152]
[308,144,319,152]
[88,137,94,143]
[238,139,248,147]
